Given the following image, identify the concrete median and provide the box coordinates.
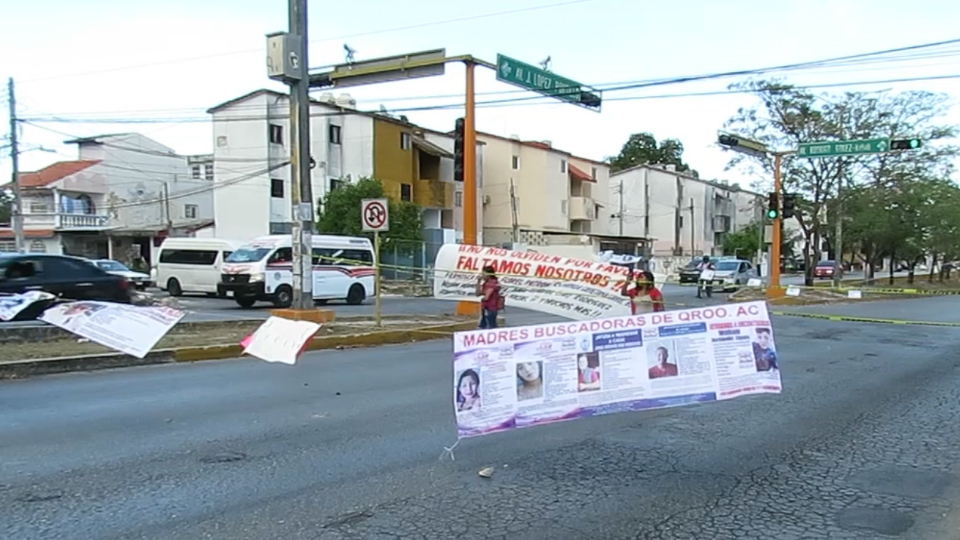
[0,317,500,380]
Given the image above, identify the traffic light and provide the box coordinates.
[766,192,780,219]
[890,138,922,151]
[579,91,602,110]
[718,132,769,158]
[453,117,464,182]
[782,193,797,219]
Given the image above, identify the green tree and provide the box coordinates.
[606,132,698,176]
[722,79,957,285]
[721,222,762,257]
[315,177,423,254]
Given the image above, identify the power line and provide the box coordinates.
[20,37,960,121]
[18,0,599,84]
[22,73,960,127]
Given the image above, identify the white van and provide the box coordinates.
[218,234,375,308]
[156,237,245,296]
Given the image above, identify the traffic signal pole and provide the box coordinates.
[768,152,784,298]
[463,60,477,245]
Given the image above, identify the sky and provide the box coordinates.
[3,0,960,193]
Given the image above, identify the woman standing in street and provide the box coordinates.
[621,270,665,315]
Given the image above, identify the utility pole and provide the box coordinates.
[833,179,843,289]
[643,171,650,240]
[287,0,314,310]
[7,78,24,253]
[689,197,696,256]
[617,180,624,236]
[770,153,784,295]
[673,177,682,254]
[162,182,172,234]
[509,178,519,243]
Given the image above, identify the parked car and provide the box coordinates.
[93,259,152,290]
[710,259,759,291]
[0,254,133,320]
[814,260,841,279]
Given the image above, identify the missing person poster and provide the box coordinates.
[453,300,780,438]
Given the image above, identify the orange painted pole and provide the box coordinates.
[456,60,482,317]
[767,152,784,298]
[463,60,478,245]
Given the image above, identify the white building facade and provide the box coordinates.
[1,133,213,264]
[477,133,633,259]
[609,164,765,259]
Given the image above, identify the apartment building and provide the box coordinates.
[205,89,482,242]
[609,164,764,258]
[0,133,214,263]
[477,133,640,259]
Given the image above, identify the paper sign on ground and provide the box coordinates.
[242,316,321,365]
[786,287,801,296]
[847,290,862,299]
[747,278,762,287]
[433,244,665,320]
[39,302,185,358]
[453,300,781,439]
[0,291,55,321]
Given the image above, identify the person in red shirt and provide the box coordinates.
[475,265,502,329]
[621,270,665,315]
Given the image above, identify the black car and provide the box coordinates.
[0,254,133,319]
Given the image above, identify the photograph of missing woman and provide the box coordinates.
[58,302,109,332]
[456,368,481,412]
[577,352,601,392]
[647,342,679,379]
[516,361,544,401]
[753,327,779,371]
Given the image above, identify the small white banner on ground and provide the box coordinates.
[0,291,55,321]
[433,244,665,320]
[241,316,321,365]
[40,302,185,358]
[786,286,801,297]
[453,300,781,438]
[747,278,762,288]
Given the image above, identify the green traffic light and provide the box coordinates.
[767,209,779,219]
[910,139,920,148]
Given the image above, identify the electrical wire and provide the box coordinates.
[22,72,960,126]
[18,0,600,84]
[20,36,960,123]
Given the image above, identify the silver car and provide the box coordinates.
[711,258,759,291]
[93,259,153,290]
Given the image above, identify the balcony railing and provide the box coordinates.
[568,196,597,221]
[22,213,110,230]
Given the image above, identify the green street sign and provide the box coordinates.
[797,138,889,158]
[495,54,601,111]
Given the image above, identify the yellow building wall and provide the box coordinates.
[372,119,415,202]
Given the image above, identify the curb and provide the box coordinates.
[0,319,492,380]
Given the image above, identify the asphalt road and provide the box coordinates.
[4,302,960,539]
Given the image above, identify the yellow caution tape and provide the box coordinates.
[770,310,960,328]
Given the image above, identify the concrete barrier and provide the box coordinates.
[0,318,499,380]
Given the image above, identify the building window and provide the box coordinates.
[204,164,214,181]
[455,191,463,207]
[560,159,567,173]
[29,240,46,253]
[401,132,411,150]
[0,240,15,252]
[330,178,344,192]
[269,124,284,145]
[271,178,284,198]
[591,167,597,179]
[329,124,342,144]
[184,204,198,219]
[511,156,519,170]
[192,165,201,179]
[28,201,52,214]
[400,183,412,202]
